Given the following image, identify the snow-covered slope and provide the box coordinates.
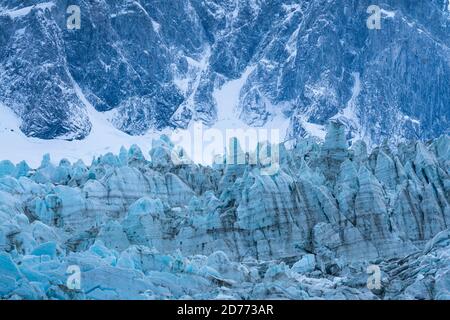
[0,102,162,167]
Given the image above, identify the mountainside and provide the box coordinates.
[0,0,449,145]
[0,123,449,299]
[1,0,450,301]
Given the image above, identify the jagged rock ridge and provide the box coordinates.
[0,0,449,144]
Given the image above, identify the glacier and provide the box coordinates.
[0,0,449,301]
[0,122,449,300]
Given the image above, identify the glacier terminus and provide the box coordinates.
[0,0,449,301]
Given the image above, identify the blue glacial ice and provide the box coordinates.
[0,122,449,300]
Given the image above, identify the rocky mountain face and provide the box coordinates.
[0,0,449,143]
[0,123,448,299]
[1,0,449,300]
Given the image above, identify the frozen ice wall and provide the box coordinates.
[0,123,449,299]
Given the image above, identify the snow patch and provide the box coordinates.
[1,2,54,19]
[380,9,396,18]
[330,72,363,141]
[403,115,421,125]
[282,4,302,24]
[344,72,361,119]
[286,26,300,61]
[110,10,135,18]
[151,20,161,33]
[214,66,256,122]
[301,121,327,140]
[173,47,211,107]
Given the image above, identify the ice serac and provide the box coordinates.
[122,197,165,248]
[0,123,448,299]
[320,120,349,181]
